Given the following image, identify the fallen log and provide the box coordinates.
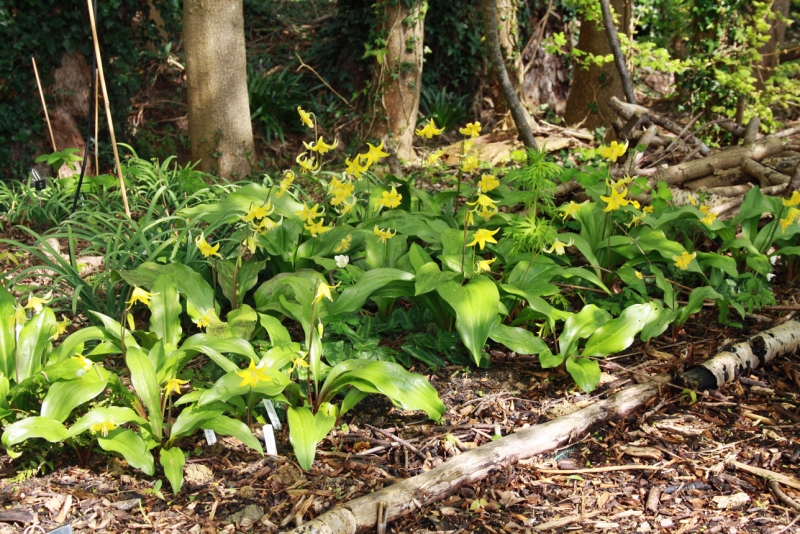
[741,158,791,186]
[281,377,668,534]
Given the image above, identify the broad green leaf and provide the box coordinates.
[500,284,571,326]
[214,259,266,309]
[287,406,318,470]
[340,388,370,416]
[0,284,16,380]
[582,302,657,357]
[437,276,499,366]
[150,275,182,347]
[559,232,601,276]
[40,367,110,422]
[641,301,678,342]
[116,263,214,315]
[98,428,155,476]
[651,265,675,308]
[201,415,263,454]
[2,416,67,455]
[561,267,611,294]
[539,347,563,368]
[170,403,225,440]
[87,312,140,348]
[227,305,258,341]
[414,262,459,296]
[16,308,56,383]
[126,347,163,441]
[67,407,146,438]
[197,368,289,406]
[408,242,435,272]
[163,334,258,380]
[559,305,611,359]
[329,268,415,315]
[565,356,601,392]
[676,286,724,326]
[314,402,339,443]
[50,326,117,363]
[179,183,303,226]
[489,324,547,355]
[160,447,186,495]
[696,252,739,279]
[617,265,647,296]
[259,314,292,347]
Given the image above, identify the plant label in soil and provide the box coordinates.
[263,424,277,455]
[263,399,282,430]
[204,428,217,446]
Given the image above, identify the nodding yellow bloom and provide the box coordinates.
[701,212,718,226]
[780,207,800,232]
[91,421,117,437]
[643,205,654,214]
[426,150,444,166]
[345,155,369,178]
[328,178,355,206]
[313,281,340,303]
[71,354,93,371]
[475,256,496,274]
[290,355,309,373]
[542,237,574,256]
[276,171,294,198]
[630,199,641,209]
[560,201,584,220]
[296,152,319,173]
[375,186,402,211]
[13,306,27,327]
[600,186,630,212]
[363,141,390,167]
[295,203,323,223]
[688,195,697,206]
[672,251,697,270]
[459,122,481,138]
[164,377,188,396]
[461,139,475,156]
[415,118,445,138]
[304,219,331,237]
[598,140,628,162]
[333,235,353,253]
[196,233,221,258]
[193,308,217,329]
[627,211,645,227]
[303,136,339,155]
[127,287,158,309]
[467,228,500,250]
[635,271,644,280]
[52,315,71,339]
[258,216,282,232]
[297,106,313,128]
[477,174,500,193]
[241,202,274,223]
[236,359,271,388]
[374,226,396,243]
[338,197,357,216]
[460,155,479,173]
[783,190,800,207]
[24,291,52,313]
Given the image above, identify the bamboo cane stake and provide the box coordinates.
[31,57,57,152]
[94,70,99,175]
[86,0,130,217]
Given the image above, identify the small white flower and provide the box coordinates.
[767,273,776,281]
[335,255,349,268]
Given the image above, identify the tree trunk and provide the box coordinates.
[564,0,633,130]
[183,0,253,179]
[489,0,524,116]
[755,0,790,90]
[369,1,426,162]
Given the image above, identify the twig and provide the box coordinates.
[730,460,800,491]
[295,53,354,110]
[366,424,426,461]
[771,513,800,534]
[536,463,667,474]
[31,57,57,152]
[768,480,800,511]
[599,0,636,104]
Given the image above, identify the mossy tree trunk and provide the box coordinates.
[183,0,254,179]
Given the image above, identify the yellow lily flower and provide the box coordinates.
[560,200,584,220]
[52,316,71,340]
[542,237,574,255]
[258,216,282,232]
[374,226,396,243]
[24,291,52,313]
[345,155,369,178]
[193,308,217,329]
[236,359,271,388]
[241,201,274,223]
[426,149,444,166]
[333,234,353,253]
[71,354,93,371]
[635,271,644,280]
[91,421,117,437]
[303,136,339,155]
[363,140,390,167]
[600,186,630,212]
[701,212,718,226]
[295,203,323,223]
[276,171,294,198]
[477,174,500,193]
[475,256,496,274]
[783,190,800,207]
[313,281,340,303]
[780,207,800,232]
[195,233,221,258]
[672,251,697,270]
[415,118,445,138]
[598,140,628,162]
[296,152,319,173]
[305,219,331,237]
[375,186,403,211]
[467,228,500,250]
[459,121,481,138]
[643,205,654,214]
[460,155,479,173]
[127,287,158,309]
[297,106,313,128]
[164,377,189,396]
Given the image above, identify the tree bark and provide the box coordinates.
[599,0,635,105]
[369,1,426,162]
[183,0,253,179]
[756,0,790,91]
[564,0,633,130]
[488,0,524,116]
[482,0,537,150]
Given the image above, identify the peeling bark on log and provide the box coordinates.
[281,378,666,534]
[741,158,790,186]
[681,320,800,390]
[651,136,785,185]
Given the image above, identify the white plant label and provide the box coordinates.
[263,424,277,455]
[203,428,217,445]
[263,399,282,430]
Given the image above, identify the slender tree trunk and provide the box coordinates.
[755,0,790,91]
[369,1,426,162]
[489,0,525,116]
[183,0,253,179]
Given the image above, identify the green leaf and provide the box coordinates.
[0,284,17,380]
[489,324,547,355]
[163,334,258,381]
[117,263,214,316]
[676,286,724,327]
[617,266,647,296]
[437,276,499,366]
[201,415,263,454]
[179,183,303,226]
[150,275,182,348]
[539,347,563,368]
[329,268,415,315]
[98,428,155,476]
[126,347,163,441]
[67,407,146,438]
[565,357,601,392]
[197,368,289,406]
[227,305,258,341]
[287,406,319,471]
[414,262,459,296]
[169,403,224,440]
[640,300,678,342]
[582,302,657,357]
[2,416,67,456]
[214,259,266,309]
[559,305,611,358]
[40,367,110,422]
[160,447,186,495]
[16,308,56,382]
[259,314,292,347]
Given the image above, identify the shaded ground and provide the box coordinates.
[1,308,800,533]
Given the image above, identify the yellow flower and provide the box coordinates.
[345,155,369,178]
[542,237,574,255]
[374,226,396,243]
[305,219,331,237]
[475,256,496,274]
[313,281,340,303]
[164,377,188,396]
[295,203,323,223]
[52,316,71,339]
[598,140,628,162]
[241,202,274,223]
[460,155,479,173]
[635,271,643,280]
[195,233,221,258]
[303,136,339,155]
[363,140,390,167]
[780,207,800,232]
[127,287,157,309]
[672,251,697,270]
[333,235,353,253]
[459,122,481,138]
[258,216,282,232]
[643,205,654,214]
[701,212,718,226]
[328,177,355,206]
[426,150,444,166]
[688,195,697,206]
[467,228,500,250]
[415,118,445,138]
[338,197,357,216]
[276,171,294,198]
[71,354,93,371]
[290,355,309,373]
[375,186,403,211]
[236,359,271,388]
[24,291,52,313]
[627,211,645,227]
[296,152,319,173]
[600,186,630,212]
[631,199,641,210]
[783,191,800,207]
[13,306,26,327]
[297,106,313,128]
[560,201,584,220]
[91,421,117,437]
[477,174,500,193]
[194,308,217,329]
[461,139,475,156]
